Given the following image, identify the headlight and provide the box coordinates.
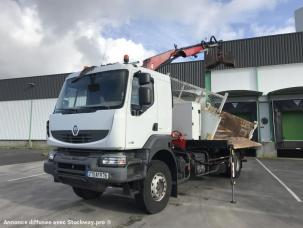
[48,152,56,161]
[100,155,126,167]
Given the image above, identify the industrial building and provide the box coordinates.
[214,32,303,158]
[0,31,303,157]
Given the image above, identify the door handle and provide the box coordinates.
[152,123,158,131]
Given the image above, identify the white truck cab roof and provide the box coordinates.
[66,63,170,82]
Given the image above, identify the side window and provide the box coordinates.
[131,77,140,106]
[130,75,154,116]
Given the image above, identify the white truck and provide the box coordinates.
[44,38,259,213]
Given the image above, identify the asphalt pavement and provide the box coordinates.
[0,150,302,228]
[0,148,46,166]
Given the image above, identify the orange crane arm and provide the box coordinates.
[142,36,235,71]
[142,43,206,70]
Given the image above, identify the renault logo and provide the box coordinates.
[72,125,79,136]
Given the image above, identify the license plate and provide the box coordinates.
[87,171,109,179]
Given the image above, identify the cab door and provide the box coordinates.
[125,73,158,149]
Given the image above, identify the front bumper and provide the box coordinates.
[44,149,148,191]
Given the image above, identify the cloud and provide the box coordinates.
[0,0,291,78]
[251,17,295,36]
[130,0,282,40]
[0,0,155,78]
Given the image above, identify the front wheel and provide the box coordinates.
[72,187,102,200]
[135,160,172,214]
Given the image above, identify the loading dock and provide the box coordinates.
[282,111,303,140]
[269,87,303,157]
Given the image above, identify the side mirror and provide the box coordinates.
[139,73,151,85]
[139,87,152,106]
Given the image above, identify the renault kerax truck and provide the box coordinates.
[44,40,259,214]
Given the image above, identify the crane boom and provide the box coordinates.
[142,36,235,71]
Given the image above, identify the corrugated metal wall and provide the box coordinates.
[208,32,303,70]
[31,99,57,140]
[0,73,68,101]
[0,100,31,140]
[157,61,205,87]
[0,98,57,140]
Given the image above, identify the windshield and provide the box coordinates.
[55,70,128,113]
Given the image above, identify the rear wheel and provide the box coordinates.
[135,160,172,214]
[72,187,102,200]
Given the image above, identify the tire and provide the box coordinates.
[72,187,102,200]
[135,160,172,214]
[225,151,242,178]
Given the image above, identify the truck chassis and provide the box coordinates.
[45,137,242,214]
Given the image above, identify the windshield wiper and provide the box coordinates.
[54,108,79,114]
[79,105,111,110]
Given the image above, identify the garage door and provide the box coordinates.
[235,113,252,121]
[282,111,303,140]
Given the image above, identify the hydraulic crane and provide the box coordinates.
[142,36,235,71]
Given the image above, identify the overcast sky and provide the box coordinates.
[0,0,302,78]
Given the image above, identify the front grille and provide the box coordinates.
[57,162,86,176]
[51,130,109,143]
[58,163,85,171]
[57,170,85,176]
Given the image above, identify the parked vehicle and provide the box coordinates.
[44,38,259,213]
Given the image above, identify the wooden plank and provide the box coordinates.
[227,137,261,149]
[214,111,260,149]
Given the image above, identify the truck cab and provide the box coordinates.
[45,63,177,213]
[48,63,172,150]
